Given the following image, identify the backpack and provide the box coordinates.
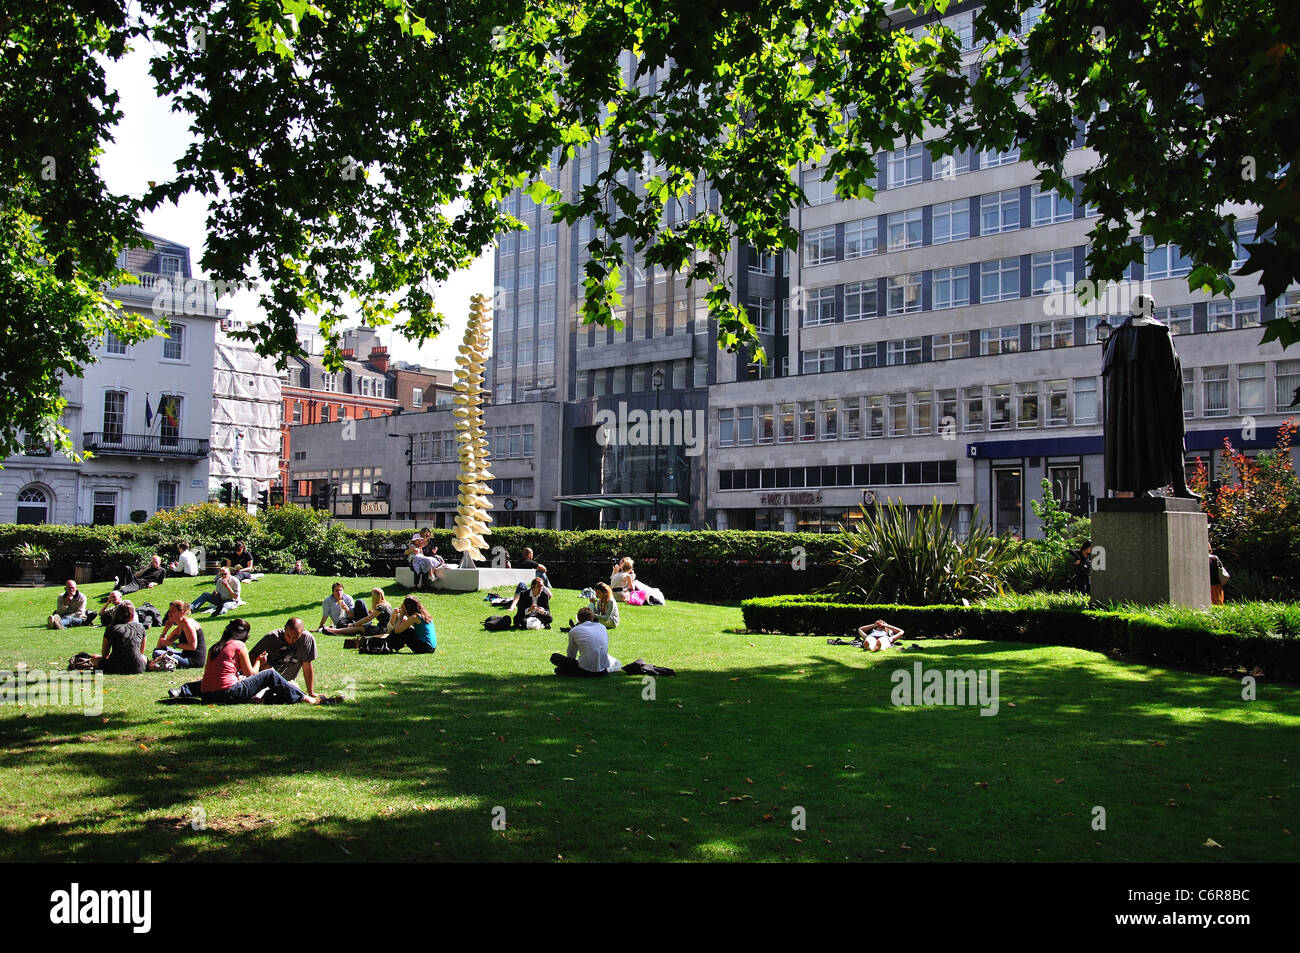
[483,615,512,631]
[358,636,392,655]
[136,602,164,628]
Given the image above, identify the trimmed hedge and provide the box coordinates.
[740,594,1300,679]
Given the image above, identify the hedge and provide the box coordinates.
[740,594,1300,679]
[0,520,839,602]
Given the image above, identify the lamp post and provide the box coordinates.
[652,367,664,530]
[388,432,413,523]
[1096,317,1113,348]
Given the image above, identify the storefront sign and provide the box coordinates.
[758,491,824,506]
[360,500,390,516]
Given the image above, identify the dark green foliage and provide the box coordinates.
[1005,539,1074,594]
[740,594,1300,679]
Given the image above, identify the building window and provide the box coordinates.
[843,281,877,321]
[1207,297,1261,330]
[802,225,837,266]
[1154,305,1194,335]
[932,331,970,361]
[749,250,777,276]
[1031,248,1075,295]
[103,391,126,442]
[748,297,775,334]
[162,324,185,361]
[911,391,933,435]
[1046,379,1069,426]
[932,147,971,180]
[16,486,50,525]
[105,331,127,355]
[804,287,836,327]
[292,401,302,423]
[1031,187,1073,226]
[931,199,970,245]
[989,384,1012,430]
[1239,364,1266,414]
[539,260,557,285]
[820,399,839,440]
[92,490,117,526]
[980,258,1020,301]
[778,403,796,443]
[801,168,838,205]
[842,397,861,439]
[886,207,923,251]
[1032,319,1074,350]
[887,393,908,436]
[979,145,1020,167]
[886,273,922,315]
[156,480,179,511]
[1074,377,1098,424]
[932,266,969,309]
[799,401,817,441]
[963,386,984,432]
[980,189,1020,234]
[158,395,182,446]
[717,409,735,447]
[865,395,885,438]
[736,406,755,446]
[1016,382,1039,428]
[843,344,876,370]
[1231,218,1256,271]
[801,348,835,374]
[542,223,558,247]
[1183,368,1195,418]
[844,218,877,259]
[160,254,183,277]
[1203,366,1229,417]
[1144,237,1193,280]
[886,338,922,365]
[980,326,1021,355]
[412,388,423,407]
[887,145,923,188]
[1277,360,1300,413]
[758,405,775,444]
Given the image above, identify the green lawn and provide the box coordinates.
[1,574,1296,862]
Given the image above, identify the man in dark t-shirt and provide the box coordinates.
[225,541,257,582]
[173,617,318,699]
[114,556,167,597]
[514,548,552,590]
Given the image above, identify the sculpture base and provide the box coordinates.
[394,566,537,592]
[1091,498,1211,608]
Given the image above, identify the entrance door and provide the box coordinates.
[994,467,1023,536]
[1048,465,1081,509]
[92,491,117,526]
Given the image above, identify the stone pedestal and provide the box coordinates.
[394,565,537,592]
[1090,498,1210,608]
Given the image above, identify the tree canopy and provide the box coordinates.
[3,0,1298,456]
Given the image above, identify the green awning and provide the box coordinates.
[556,496,689,509]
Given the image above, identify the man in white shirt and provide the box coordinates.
[169,541,199,576]
[319,582,365,629]
[550,607,621,677]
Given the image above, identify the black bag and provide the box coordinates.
[136,602,164,628]
[358,636,391,655]
[483,615,511,631]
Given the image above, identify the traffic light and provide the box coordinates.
[309,489,323,510]
[257,488,269,511]
[218,482,233,505]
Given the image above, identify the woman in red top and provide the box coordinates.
[200,619,321,705]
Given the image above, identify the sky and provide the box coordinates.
[95,42,496,371]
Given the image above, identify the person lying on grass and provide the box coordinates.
[322,587,393,636]
[197,618,323,705]
[148,600,206,669]
[859,619,905,652]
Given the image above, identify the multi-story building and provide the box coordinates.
[0,234,217,525]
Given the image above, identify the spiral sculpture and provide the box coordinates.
[451,293,494,567]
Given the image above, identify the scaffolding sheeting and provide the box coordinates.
[210,332,282,494]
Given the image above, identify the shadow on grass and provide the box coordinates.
[1,645,1295,862]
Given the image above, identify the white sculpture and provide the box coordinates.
[451,294,494,567]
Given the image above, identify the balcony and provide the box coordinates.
[83,432,210,459]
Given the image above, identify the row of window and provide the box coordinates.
[573,358,708,399]
[412,425,537,463]
[1185,361,1300,418]
[719,460,960,491]
[418,476,536,499]
[288,400,384,424]
[104,324,187,361]
[718,379,1100,445]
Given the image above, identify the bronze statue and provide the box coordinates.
[1101,298,1196,497]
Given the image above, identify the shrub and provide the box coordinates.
[827,498,1019,604]
[1005,539,1073,593]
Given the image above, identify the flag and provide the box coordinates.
[162,398,179,430]
[144,394,154,428]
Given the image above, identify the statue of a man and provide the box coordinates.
[1101,297,1196,498]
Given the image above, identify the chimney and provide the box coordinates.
[368,345,389,372]
[341,348,355,359]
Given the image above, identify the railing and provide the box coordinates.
[83,431,210,459]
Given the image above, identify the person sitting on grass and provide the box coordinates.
[514,548,552,590]
[320,581,367,630]
[322,588,392,636]
[610,557,636,602]
[550,606,621,677]
[381,596,436,654]
[112,555,167,597]
[149,600,206,669]
[225,540,261,582]
[511,577,553,629]
[190,566,242,615]
[90,602,148,675]
[169,541,199,577]
[171,617,324,700]
[95,590,123,627]
[858,619,905,652]
[49,579,91,629]
[198,618,323,705]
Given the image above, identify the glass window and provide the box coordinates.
[1074,377,1098,424]
[887,145,923,188]
[887,273,922,315]
[103,391,126,442]
[799,402,817,441]
[843,344,877,370]
[1232,218,1256,271]
[1154,304,1194,335]
[801,168,838,205]
[887,393,908,436]
[1032,319,1074,349]
[802,225,837,266]
[804,287,836,327]
[105,331,127,355]
[932,199,970,244]
[748,297,776,334]
[932,266,969,309]
[820,399,839,440]
[156,480,179,511]
[989,384,1012,430]
[1046,379,1068,426]
[800,348,835,374]
[1275,359,1300,412]
[980,189,1020,234]
[932,331,970,361]
[163,324,185,361]
[886,338,922,365]
[1239,363,1266,414]
[979,145,1020,167]
[1016,382,1039,428]
[1203,366,1229,417]
[980,325,1021,355]
[1183,368,1195,418]
[843,281,877,321]
[980,258,1020,301]
[778,403,796,443]
[963,386,984,431]
[1144,237,1193,279]
[737,406,755,446]
[758,405,775,444]
[865,396,885,438]
[842,397,861,439]
[1208,297,1261,330]
[1031,187,1073,226]
[749,250,777,276]
[931,147,970,181]
[886,207,923,251]
[539,260,556,286]
[1031,249,1074,295]
[844,219,877,259]
[911,391,933,435]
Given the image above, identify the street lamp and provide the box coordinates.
[388,432,413,523]
[1096,317,1113,348]
[652,367,664,531]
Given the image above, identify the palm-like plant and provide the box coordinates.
[827,498,1020,604]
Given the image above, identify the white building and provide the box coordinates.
[0,235,219,525]
[210,324,283,504]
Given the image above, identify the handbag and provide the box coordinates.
[483,615,512,631]
[358,636,392,655]
[626,589,648,606]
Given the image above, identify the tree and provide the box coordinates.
[4,0,1299,456]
